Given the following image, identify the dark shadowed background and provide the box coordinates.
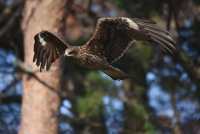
[0,0,200,134]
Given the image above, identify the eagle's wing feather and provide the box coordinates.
[33,31,68,71]
[84,17,176,63]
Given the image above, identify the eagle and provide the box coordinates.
[33,17,175,80]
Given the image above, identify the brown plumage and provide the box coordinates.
[33,17,176,80]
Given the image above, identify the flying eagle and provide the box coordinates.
[33,17,176,80]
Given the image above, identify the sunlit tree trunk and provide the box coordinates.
[19,0,67,134]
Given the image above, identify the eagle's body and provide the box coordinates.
[33,17,176,80]
[72,47,109,69]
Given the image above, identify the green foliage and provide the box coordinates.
[132,101,148,120]
[144,122,156,134]
[84,71,113,90]
[113,0,124,8]
[194,0,200,5]
[180,51,191,63]
[71,36,88,46]
[130,42,153,70]
[76,89,104,119]
[125,99,156,133]
[134,84,146,97]
[122,0,162,17]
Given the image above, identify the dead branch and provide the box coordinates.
[14,59,65,98]
[0,7,21,38]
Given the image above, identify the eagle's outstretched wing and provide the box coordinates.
[84,17,176,63]
[33,31,69,71]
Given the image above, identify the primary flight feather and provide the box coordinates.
[33,17,176,80]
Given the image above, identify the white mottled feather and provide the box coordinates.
[121,17,139,30]
[38,33,47,46]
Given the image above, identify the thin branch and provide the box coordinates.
[0,7,21,38]
[15,60,65,98]
[166,1,172,31]
[1,78,20,93]
[176,52,200,88]
[169,0,181,30]
[166,0,200,91]
[0,94,21,104]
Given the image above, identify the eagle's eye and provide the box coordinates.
[65,49,78,56]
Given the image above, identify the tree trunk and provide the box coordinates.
[19,0,67,134]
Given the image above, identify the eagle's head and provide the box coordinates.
[64,47,80,57]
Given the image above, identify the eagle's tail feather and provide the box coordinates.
[103,66,130,80]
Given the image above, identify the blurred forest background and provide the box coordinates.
[0,0,200,134]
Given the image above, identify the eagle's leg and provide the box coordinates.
[102,66,129,80]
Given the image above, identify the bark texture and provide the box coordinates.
[19,0,67,134]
